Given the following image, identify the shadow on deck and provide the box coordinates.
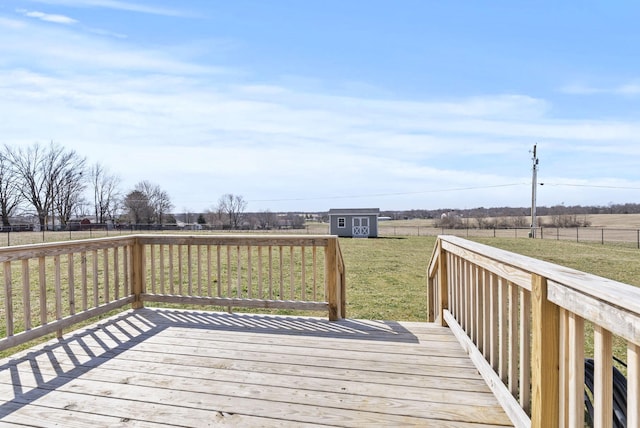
[0,308,513,427]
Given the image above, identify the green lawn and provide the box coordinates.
[339,235,640,322]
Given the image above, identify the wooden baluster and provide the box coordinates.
[257,246,263,299]
[197,245,202,296]
[22,260,31,331]
[169,245,175,294]
[628,343,640,428]
[487,272,499,370]
[80,251,88,311]
[54,255,62,337]
[268,246,273,299]
[114,247,120,299]
[508,281,519,397]
[301,246,306,301]
[207,245,212,297]
[159,244,165,294]
[498,277,508,383]
[247,245,252,298]
[519,289,531,413]
[567,313,585,427]
[312,246,317,301]
[289,246,295,300]
[593,326,613,428]
[150,244,156,294]
[178,245,184,295]
[68,253,75,315]
[124,245,130,296]
[4,261,13,336]
[216,245,221,297]
[279,246,284,299]
[103,249,109,303]
[92,250,99,306]
[39,257,47,326]
[187,244,193,295]
[236,245,241,297]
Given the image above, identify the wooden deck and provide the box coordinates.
[0,308,513,427]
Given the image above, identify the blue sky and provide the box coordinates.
[1,1,640,213]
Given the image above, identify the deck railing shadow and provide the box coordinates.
[0,307,419,419]
[143,308,420,343]
[0,310,166,418]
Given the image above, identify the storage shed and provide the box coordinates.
[328,208,380,238]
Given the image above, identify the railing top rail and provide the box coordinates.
[437,235,640,317]
[134,234,336,247]
[0,235,137,262]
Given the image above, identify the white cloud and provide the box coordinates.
[17,9,77,24]
[25,0,195,17]
[560,80,640,97]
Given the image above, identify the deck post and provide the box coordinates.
[131,238,145,309]
[326,237,341,321]
[437,240,448,327]
[531,273,559,427]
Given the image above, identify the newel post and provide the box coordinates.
[326,237,341,321]
[131,238,145,309]
[437,239,449,327]
[531,273,560,427]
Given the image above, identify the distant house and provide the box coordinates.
[328,208,380,238]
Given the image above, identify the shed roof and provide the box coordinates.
[328,208,380,216]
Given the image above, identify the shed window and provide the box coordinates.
[337,217,346,228]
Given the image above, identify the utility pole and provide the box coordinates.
[531,144,539,238]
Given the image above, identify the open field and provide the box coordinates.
[382,213,640,228]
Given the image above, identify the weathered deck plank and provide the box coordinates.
[0,308,514,427]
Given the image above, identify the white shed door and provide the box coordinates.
[352,217,369,237]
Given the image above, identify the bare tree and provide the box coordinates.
[123,190,152,224]
[6,142,86,229]
[256,210,277,230]
[133,181,173,224]
[53,160,87,226]
[0,149,21,226]
[217,194,247,229]
[91,163,121,224]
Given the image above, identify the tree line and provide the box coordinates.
[0,142,252,230]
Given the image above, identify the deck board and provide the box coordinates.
[0,308,514,427]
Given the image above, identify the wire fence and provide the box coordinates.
[376,225,640,248]
[2,223,640,249]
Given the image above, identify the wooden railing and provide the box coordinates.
[428,235,640,428]
[1,234,345,352]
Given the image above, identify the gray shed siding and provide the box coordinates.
[328,208,380,238]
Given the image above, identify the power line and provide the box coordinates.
[542,183,640,190]
[248,183,527,203]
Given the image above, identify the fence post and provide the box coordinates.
[531,273,560,427]
[131,237,145,309]
[326,237,341,321]
[437,239,448,327]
